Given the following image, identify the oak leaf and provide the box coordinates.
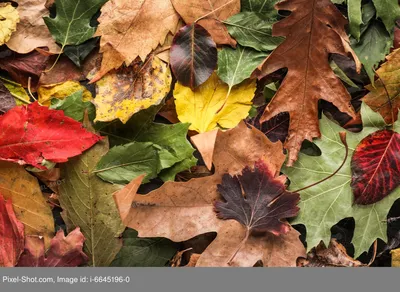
[6,0,60,54]
[0,3,19,46]
[0,162,54,247]
[94,55,172,123]
[0,102,100,169]
[0,194,24,267]
[170,0,240,46]
[17,228,88,267]
[92,0,179,81]
[113,122,305,267]
[253,0,361,166]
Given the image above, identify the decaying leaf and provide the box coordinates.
[363,48,400,124]
[17,228,88,267]
[0,102,100,169]
[170,0,240,46]
[0,162,54,247]
[0,194,24,267]
[174,73,255,133]
[6,0,60,54]
[59,120,124,267]
[113,122,305,267]
[297,239,365,267]
[253,0,361,166]
[0,3,19,46]
[92,0,179,81]
[94,55,172,123]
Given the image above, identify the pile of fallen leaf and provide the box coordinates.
[1,0,400,267]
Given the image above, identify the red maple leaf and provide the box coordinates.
[0,102,101,169]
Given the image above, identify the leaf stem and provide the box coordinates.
[227,228,250,266]
[292,132,348,193]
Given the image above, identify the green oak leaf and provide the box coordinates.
[225,12,283,52]
[241,0,279,14]
[59,124,124,267]
[43,0,107,47]
[50,90,96,122]
[217,45,267,89]
[284,103,400,257]
[111,229,178,267]
[63,37,99,67]
[96,105,197,183]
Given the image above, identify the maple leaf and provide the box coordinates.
[170,23,217,90]
[113,122,306,267]
[5,0,60,54]
[0,102,100,169]
[284,103,400,257]
[351,130,400,205]
[0,162,54,247]
[0,194,24,267]
[94,55,172,123]
[174,73,255,133]
[363,48,400,124]
[252,0,361,166]
[0,3,19,46]
[92,0,179,81]
[17,228,88,267]
[170,0,240,46]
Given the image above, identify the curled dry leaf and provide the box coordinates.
[170,0,240,46]
[114,122,305,267]
[351,130,400,205]
[0,194,24,267]
[17,228,88,267]
[253,0,360,166]
[0,162,54,247]
[94,55,172,123]
[0,102,100,169]
[92,0,179,81]
[0,3,19,46]
[6,0,60,54]
[297,239,365,267]
[170,23,217,89]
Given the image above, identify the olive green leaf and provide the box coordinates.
[241,0,279,14]
[284,104,400,257]
[50,91,96,122]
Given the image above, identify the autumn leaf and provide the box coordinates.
[170,23,217,90]
[17,228,88,267]
[391,248,400,267]
[43,0,107,48]
[1,77,30,105]
[0,102,100,169]
[94,55,172,123]
[0,3,19,46]
[170,0,240,46]
[253,0,361,166]
[351,130,400,205]
[113,123,305,267]
[0,162,54,247]
[63,38,99,68]
[174,73,255,133]
[38,80,92,106]
[92,0,179,81]
[0,194,24,267]
[6,0,60,54]
[0,80,16,114]
[284,103,400,257]
[59,120,124,267]
[50,91,96,122]
[363,48,400,124]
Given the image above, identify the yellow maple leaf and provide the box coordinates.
[94,56,172,123]
[0,3,19,45]
[37,81,92,106]
[174,73,255,133]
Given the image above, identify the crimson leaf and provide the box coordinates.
[170,23,217,90]
[215,161,300,235]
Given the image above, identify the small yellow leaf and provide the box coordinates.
[391,249,400,267]
[174,73,255,133]
[37,81,92,106]
[94,56,172,123]
[0,3,19,45]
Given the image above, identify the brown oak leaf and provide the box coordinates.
[253,0,361,166]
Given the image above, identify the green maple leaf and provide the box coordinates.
[283,103,400,257]
[43,0,107,47]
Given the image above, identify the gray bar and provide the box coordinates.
[0,268,392,292]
